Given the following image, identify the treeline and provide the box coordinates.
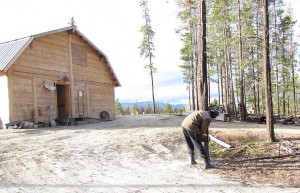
[177,0,298,118]
[115,99,186,116]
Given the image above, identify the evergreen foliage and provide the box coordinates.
[176,0,299,117]
[139,0,157,113]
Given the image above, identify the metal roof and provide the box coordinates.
[0,26,121,87]
[0,37,32,71]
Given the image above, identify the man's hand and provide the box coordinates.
[200,134,210,142]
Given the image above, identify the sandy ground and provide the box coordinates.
[0,114,299,193]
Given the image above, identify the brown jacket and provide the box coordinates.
[181,110,211,134]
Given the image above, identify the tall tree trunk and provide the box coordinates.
[149,60,156,114]
[256,65,260,114]
[151,81,155,113]
[275,49,280,116]
[191,52,195,111]
[189,65,192,111]
[208,61,210,105]
[251,46,257,114]
[197,0,209,157]
[195,64,199,110]
[197,0,208,111]
[290,38,296,117]
[229,54,237,115]
[217,62,221,106]
[287,96,290,115]
[235,65,239,105]
[189,84,191,111]
[273,0,280,116]
[263,0,275,142]
[220,63,224,108]
[238,0,246,121]
[292,56,296,116]
[223,25,230,115]
[282,40,286,116]
[192,23,197,111]
[256,0,260,114]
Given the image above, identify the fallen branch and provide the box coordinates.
[209,135,234,149]
[229,145,248,158]
[231,152,300,163]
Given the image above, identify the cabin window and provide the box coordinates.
[71,43,87,66]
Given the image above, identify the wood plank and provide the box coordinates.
[18,51,69,66]
[12,60,69,73]
[73,66,113,84]
[87,49,102,61]
[87,59,102,69]
[10,65,69,78]
[69,33,75,117]
[22,49,68,63]
[47,32,69,40]
[73,80,114,88]
[70,34,89,46]
[8,76,14,122]
[87,84,114,118]
[38,35,69,47]
[32,77,39,122]
[31,39,69,56]
[8,70,69,81]
[86,83,90,117]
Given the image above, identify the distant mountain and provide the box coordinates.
[121,101,186,109]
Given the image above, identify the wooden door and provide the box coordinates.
[56,85,70,118]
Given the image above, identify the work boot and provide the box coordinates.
[191,153,197,165]
[204,162,214,169]
[204,158,214,169]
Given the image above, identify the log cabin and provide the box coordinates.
[0,26,120,128]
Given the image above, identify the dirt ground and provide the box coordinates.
[0,114,299,193]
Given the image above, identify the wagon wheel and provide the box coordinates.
[100,111,110,121]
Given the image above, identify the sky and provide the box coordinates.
[0,0,299,105]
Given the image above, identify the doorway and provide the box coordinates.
[56,85,70,118]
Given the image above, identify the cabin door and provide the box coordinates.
[56,85,70,118]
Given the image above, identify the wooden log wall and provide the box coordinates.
[6,31,116,123]
[71,34,116,119]
[88,84,115,118]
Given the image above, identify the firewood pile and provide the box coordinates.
[246,114,300,126]
[246,114,266,124]
[277,116,296,125]
[5,121,49,129]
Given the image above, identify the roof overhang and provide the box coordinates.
[0,36,34,72]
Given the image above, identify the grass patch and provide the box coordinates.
[209,131,280,159]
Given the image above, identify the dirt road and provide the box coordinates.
[0,114,299,193]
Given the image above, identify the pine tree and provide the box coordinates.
[115,99,124,116]
[164,103,173,113]
[139,0,157,114]
[263,0,275,142]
